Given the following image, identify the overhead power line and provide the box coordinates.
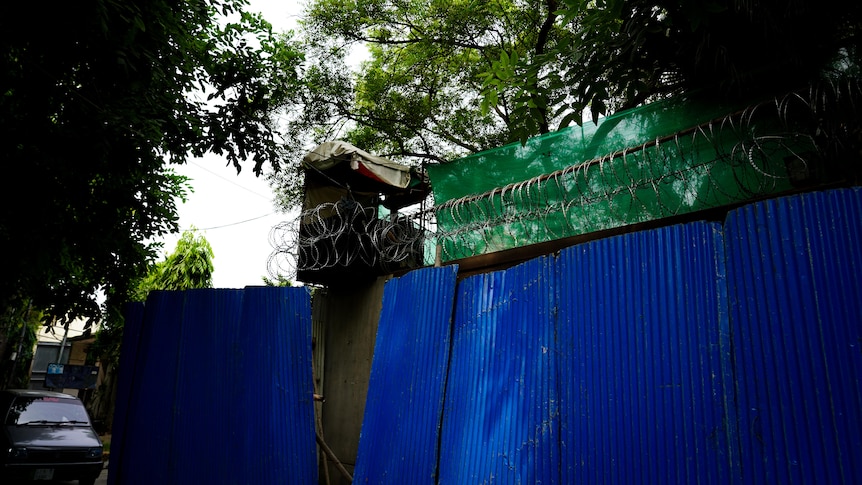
[184,212,279,231]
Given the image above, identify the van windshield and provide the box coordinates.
[5,397,91,426]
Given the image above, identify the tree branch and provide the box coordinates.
[529,0,558,134]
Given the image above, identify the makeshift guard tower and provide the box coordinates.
[297,141,431,286]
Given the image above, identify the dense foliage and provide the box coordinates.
[270,0,565,209]
[0,303,41,389]
[269,0,861,210]
[131,230,216,301]
[520,0,862,128]
[0,0,302,331]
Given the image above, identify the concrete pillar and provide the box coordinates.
[312,277,386,484]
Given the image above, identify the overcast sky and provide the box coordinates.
[156,1,302,289]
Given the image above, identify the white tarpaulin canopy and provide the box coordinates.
[302,140,411,189]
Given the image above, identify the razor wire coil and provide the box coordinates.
[269,78,861,281]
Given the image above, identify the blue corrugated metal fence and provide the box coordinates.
[111,287,316,485]
[557,222,734,484]
[112,187,860,484]
[726,188,862,484]
[354,186,860,484]
[353,266,459,484]
[439,256,558,484]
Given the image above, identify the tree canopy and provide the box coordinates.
[531,0,862,125]
[269,0,861,210]
[131,229,215,301]
[270,0,566,209]
[0,0,301,328]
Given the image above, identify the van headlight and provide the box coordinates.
[9,447,28,459]
[86,447,103,459]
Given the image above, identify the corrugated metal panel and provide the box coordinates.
[106,301,145,485]
[172,289,245,484]
[439,256,558,484]
[353,266,459,484]
[114,290,185,485]
[233,286,317,484]
[111,287,316,485]
[556,222,735,484]
[725,187,862,484]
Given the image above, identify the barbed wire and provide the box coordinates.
[269,77,861,281]
[267,197,430,282]
[431,77,861,261]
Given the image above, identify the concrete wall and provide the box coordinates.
[312,277,387,484]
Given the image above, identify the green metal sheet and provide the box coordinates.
[428,95,742,204]
[428,93,814,261]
